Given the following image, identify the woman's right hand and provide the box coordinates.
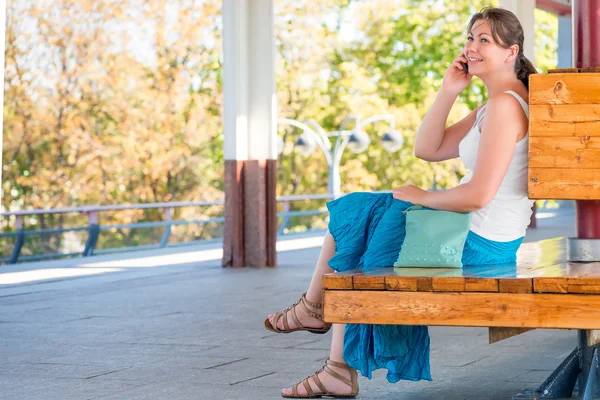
[441,52,472,95]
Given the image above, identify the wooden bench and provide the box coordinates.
[323,238,600,399]
[322,70,600,399]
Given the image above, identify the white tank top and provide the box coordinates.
[458,90,534,242]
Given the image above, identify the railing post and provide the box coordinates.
[83,211,99,257]
[159,207,172,248]
[278,201,290,235]
[9,216,24,264]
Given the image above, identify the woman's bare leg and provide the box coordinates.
[267,231,336,331]
[306,231,335,302]
[281,323,355,396]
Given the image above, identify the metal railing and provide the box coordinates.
[0,194,348,264]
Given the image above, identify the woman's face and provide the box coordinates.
[464,20,511,75]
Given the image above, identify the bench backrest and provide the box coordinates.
[528,69,600,201]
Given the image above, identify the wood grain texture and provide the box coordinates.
[385,276,418,291]
[323,290,600,329]
[465,278,499,292]
[528,168,600,200]
[529,74,600,105]
[432,277,465,292]
[529,136,600,169]
[322,275,352,290]
[529,104,600,137]
[353,275,385,290]
[498,279,533,294]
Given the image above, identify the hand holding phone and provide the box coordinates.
[461,62,469,73]
[441,52,473,95]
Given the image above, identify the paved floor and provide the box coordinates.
[0,209,580,400]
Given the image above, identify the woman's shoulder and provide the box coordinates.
[487,92,528,113]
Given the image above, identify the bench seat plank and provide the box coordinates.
[323,290,600,329]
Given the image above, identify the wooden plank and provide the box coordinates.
[566,278,600,294]
[529,73,600,105]
[528,168,600,200]
[353,275,385,290]
[322,274,353,290]
[416,277,433,292]
[529,104,600,137]
[489,327,534,344]
[465,278,498,292]
[323,290,600,329]
[385,268,461,292]
[534,278,568,293]
[432,277,465,292]
[385,276,417,291]
[529,136,600,169]
[499,279,533,294]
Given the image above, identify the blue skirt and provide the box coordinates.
[326,192,523,383]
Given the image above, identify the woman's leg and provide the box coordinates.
[281,323,356,396]
[267,231,336,330]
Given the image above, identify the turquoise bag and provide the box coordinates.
[393,205,471,269]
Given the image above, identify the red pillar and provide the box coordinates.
[222,160,277,268]
[573,0,600,239]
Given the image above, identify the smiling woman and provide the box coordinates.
[464,7,538,89]
[264,6,540,398]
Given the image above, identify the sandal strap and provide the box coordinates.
[302,378,314,396]
[299,295,324,321]
[290,303,305,329]
[326,358,352,371]
[323,366,353,388]
[312,370,328,393]
[271,312,283,332]
[302,292,323,309]
[282,311,290,331]
[322,359,354,388]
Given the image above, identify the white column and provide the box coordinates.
[223,0,249,161]
[499,0,536,61]
[0,0,6,197]
[223,0,276,162]
[248,0,276,161]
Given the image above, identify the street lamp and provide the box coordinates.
[277,115,403,197]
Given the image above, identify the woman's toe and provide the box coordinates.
[281,387,292,396]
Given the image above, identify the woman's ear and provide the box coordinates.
[507,45,520,62]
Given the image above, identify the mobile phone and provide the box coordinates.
[461,62,469,73]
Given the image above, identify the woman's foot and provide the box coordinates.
[281,358,359,398]
[265,292,330,334]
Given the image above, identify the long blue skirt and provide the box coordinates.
[326,192,524,383]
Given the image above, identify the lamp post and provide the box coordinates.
[277,115,403,197]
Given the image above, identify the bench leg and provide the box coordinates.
[580,344,599,400]
[513,330,600,399]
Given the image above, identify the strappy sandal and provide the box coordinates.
[282,358,359,399]
[264,292,331,334]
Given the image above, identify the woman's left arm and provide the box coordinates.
[393,94,528,212]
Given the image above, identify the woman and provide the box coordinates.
[265,7,537,398]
